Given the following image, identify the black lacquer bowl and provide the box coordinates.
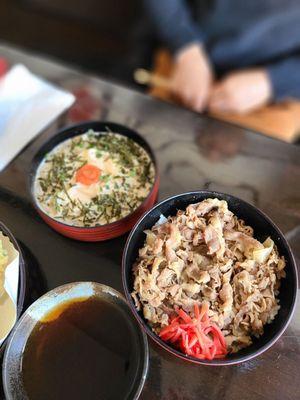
[122,191,298,366]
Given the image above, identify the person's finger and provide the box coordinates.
[209,99,232,112]
[190,93,207,112]
[208,86,231,112]
[170,73,212,112]
[209,84,224,98]
[191,85,212,112]
[208,86,225,104]
[174,84,206,111]
[181,90,196,107]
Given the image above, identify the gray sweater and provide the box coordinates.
[144,0,300,100]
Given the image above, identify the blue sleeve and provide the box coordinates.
[267,56,300,101]
[144,0,204,53]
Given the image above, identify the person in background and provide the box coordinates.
[144,0,300,114]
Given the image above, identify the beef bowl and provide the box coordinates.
[122,191,298,366]
[29,121,159,241]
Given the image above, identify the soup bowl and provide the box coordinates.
[3,282,149,399]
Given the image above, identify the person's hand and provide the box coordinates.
[171,44,213,112]
[208,69,272,114]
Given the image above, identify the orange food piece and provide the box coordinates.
[75,164,101,185]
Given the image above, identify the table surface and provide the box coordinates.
[0,43,300,400]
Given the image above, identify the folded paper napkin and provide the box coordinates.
[0,64,75,171]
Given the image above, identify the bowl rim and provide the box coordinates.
[28,120,159,231]
[122,190,298,366]
[0,221,26,356]
[3,281,149,400]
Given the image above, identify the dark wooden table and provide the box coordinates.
[0,43,299,400]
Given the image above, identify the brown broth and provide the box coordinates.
[21,296,137,400]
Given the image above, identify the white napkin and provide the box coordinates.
[0,64,75,171]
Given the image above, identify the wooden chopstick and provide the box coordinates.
[134,68,171,89]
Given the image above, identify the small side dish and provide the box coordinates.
[0,239,8,297]
[131,198,286,360]
[34,129,155,227]
[0,230,19,345]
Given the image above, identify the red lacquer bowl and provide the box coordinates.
[30,121,159,241]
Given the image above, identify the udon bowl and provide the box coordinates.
[29,121,159,241]
[122,191,298,366]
